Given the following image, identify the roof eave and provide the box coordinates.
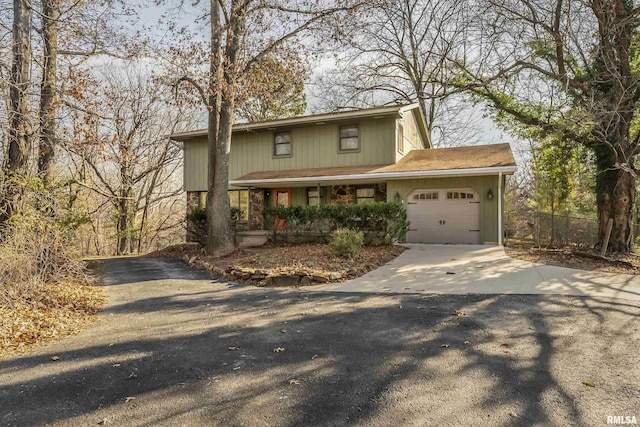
[230,165,517,187]
[170,104,413,141]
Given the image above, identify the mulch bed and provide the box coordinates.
[146,243,406,286]
[505,246,640,274]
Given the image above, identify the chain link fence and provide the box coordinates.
[504,211,640,248]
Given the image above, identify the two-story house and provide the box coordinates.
[171,104,516,245]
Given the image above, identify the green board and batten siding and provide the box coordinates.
[396,109,426,162]
[386,176,502,244]
[183,117,397,192]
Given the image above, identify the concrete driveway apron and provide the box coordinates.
[309,244,640,301]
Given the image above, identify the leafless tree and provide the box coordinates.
[311,0,485,147]
[1,0,32,223]
[62,64,197,255]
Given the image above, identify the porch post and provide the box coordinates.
[317,183,321,205]
[498,172,503,246]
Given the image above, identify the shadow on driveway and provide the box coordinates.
[0,258,638,426]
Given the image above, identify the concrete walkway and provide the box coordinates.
[310,244,640,301]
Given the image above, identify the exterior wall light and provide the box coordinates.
[487,189,494,200]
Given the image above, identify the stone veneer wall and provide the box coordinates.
[186,191,204,242]
[249,188,264,231]
[330,185,355,205]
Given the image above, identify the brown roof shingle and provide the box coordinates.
[373,143,515,173]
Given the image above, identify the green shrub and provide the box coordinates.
[262,202,409,245]
[329,228,364,258]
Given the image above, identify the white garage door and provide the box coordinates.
[406,189,480,244]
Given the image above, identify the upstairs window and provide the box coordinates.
[398,124,404,153]
[274,132,292,157]
[339,125,359,152]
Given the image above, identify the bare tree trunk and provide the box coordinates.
[205,0,235,256]
[38,0,59,188]
[117,197,128,255]
[2,0,32,223]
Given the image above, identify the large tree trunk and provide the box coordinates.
[208,101,235,256]
[38,0,59,188]
[7,0,31,173]
[1,0,32,223]
[594,145,635,253]
[205,0,235,256]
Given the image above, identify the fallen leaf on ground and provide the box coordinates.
[463,340,471,345]
[124,396,136,403]
[273,347,285,353]
[441,344,450,348]
[451,310,465,316]
[127,372,137,380]
[50,356,59,361]
[582,381,596,387]
[312,354,318,360]
[228,346,240,351]
[288,379,300,385]
[112,364,120,368]
[280,329,287,333]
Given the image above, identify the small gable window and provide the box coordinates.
[339,125,359,152]
[274,132,292,157]
[398,124,404,153]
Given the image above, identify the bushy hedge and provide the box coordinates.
[262,202,409,245]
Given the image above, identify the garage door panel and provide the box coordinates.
[406,189,480,244]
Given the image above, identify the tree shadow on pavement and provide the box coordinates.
[1,260,638,426]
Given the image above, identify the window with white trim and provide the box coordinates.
[307,188,321,206]
[356,187,375,204]
[228,190,249,220]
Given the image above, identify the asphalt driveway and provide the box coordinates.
[0,257,639,426]
[311,244,640,301]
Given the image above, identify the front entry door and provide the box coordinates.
[273,189,291,230]
[274,189,291,207]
